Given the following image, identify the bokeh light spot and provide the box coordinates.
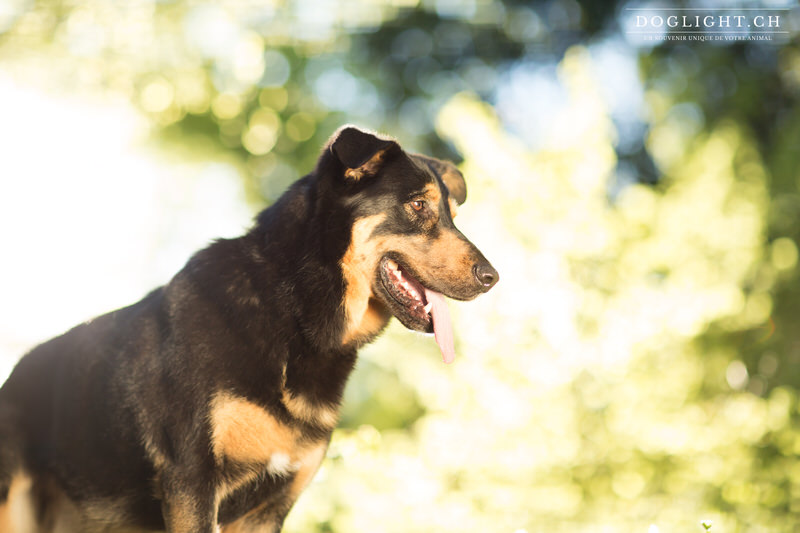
[259,87,289,111]
[726,360,749,390]
[314,67,358,111]
[140,78,174,113]
[174,70,210,114]
[242,108,280,155]
[260,49,291,87]
[285,112,316,142]
[212,92,243,120]
[770,237,798,271]
[233,33,266,85]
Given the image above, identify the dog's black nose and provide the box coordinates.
[473,262,499,291]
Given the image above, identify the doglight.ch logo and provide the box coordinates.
[624,5,794,44]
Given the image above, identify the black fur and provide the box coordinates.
[0,126,498,533]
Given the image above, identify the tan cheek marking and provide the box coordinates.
[341,214,392,345]
[281,388,340,429]
[209,393,298,465]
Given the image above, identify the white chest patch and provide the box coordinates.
[266,452,297,477]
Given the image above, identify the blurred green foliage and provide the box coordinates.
[2,0,800,531]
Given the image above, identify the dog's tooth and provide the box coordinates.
[424,302,433,314]
[386,259,398,271]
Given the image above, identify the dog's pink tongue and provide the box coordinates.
[424,288,455,364]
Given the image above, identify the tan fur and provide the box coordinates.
[423,231,475,279]
[441,168,466,205]
[164,493,204,533]
[0,496,8,533]
[219,503,278,533]
[141,433,167,469]
[221,516,277,533]
[281,388,339,429]
[218,444,328,533]
[448,197,458,218]
[431,230,474,262]
[404,182,445,231]
[0,473,134,533]
[422,182,442,206]
[340,181,473,346]
[215,470,260,512]
[287,442,327,501]
[1,473,35,533]
[340,214,392,345]
[344,146,392,181]
[209,392,298,465]
[390,231,475,286]
[209,391,335,531]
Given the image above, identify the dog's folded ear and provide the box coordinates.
[412,154,467,205]
[330,126,400,182]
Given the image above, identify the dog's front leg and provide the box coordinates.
[160,471,219,533]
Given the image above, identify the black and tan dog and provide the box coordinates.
[0,126,498,532]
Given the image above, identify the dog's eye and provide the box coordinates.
[410,200,426,211]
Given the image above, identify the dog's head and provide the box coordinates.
[325,126,498,361]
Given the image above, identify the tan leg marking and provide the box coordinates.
[209,393,298,465]
[163,493,206,533]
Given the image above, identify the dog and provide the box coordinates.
[0,126,498,532]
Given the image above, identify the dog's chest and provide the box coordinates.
[208,392,331,520]
[209,392,332,472]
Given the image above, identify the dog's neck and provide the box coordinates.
[190,175,379,406]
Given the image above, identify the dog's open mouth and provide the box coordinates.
[378,256,455,364]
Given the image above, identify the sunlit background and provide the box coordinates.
[2,0,800,531]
